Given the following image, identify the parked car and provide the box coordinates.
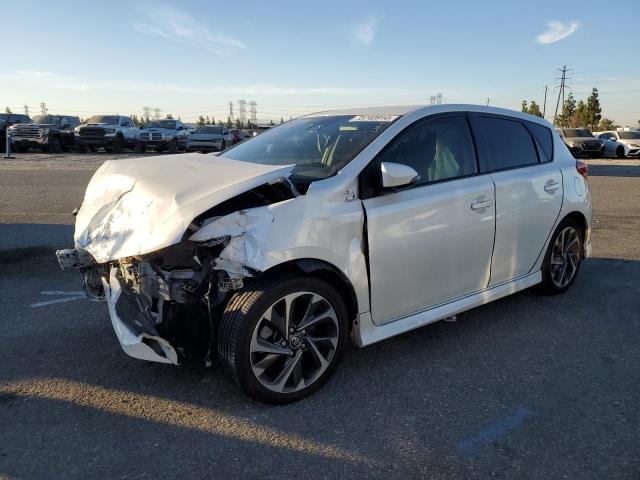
[56,105,591,403]
[185,125,234,152]
[229,128,247,144]
[1,113,31,150]
[75,115,139,153]
[137,119,190,153]
[557,128,605,158]
[594,130,640,158]
[10,115,79,153]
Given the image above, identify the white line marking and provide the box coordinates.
[30,296,86,308]
[40,290,85,296]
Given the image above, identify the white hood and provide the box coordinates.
[74,153,293,263]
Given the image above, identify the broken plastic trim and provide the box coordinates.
[102,267,179,365]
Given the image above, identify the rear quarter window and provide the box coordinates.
[526,121,553,162]
[471,116,539,171]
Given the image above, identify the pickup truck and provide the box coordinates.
[10,115,80,153]
[75,115,139,153]
[136,119,190,153]
[1,113,31,151]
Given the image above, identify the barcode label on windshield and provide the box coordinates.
[349,115,399,122]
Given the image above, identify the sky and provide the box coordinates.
[1,0,638,125]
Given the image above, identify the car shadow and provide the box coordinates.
[1,253,639,479]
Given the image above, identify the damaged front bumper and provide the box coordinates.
[103,267,179,365]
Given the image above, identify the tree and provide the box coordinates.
[210,116,215,125]
[235,118,243,129]
[585,88,602,131]
[205,115,211,125]
[521,100,528,113]
[597,118,618,131]
[4,107,11,114]
[280,117,284,124]
[571,100,589,128]
[527,101,542,117]
[226,116,232,128]
[555,93,576,127]
[165,113,174,119]
[197,115,206,127]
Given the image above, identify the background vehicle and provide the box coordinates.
[10,115,79,153]
[557,128,605,157]
[229,128,247,144]
[185,125,233,152]
[75,115,139,153]
[57,105,591,404]
[594,130,640,158]
[1,113,30,150]
[137,119,190,153]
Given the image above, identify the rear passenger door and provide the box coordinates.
[469,114,562,286]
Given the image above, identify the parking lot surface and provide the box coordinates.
[1,153,639,479]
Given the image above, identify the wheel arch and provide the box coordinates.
[562,211,589,258]
[257,258,360,330]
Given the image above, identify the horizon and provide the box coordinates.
[1,0,638,125]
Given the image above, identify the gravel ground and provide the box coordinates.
[0,152,639,479]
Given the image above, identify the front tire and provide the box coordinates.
[616,146,626,159]
[217,275,348,404]
[538,218,583,295]
[48,136,62,153]
[112,135,124,153]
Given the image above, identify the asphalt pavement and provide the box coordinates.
[0,153,639,479]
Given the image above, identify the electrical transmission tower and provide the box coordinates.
[429,95,436,105]
[249,101,257,125]
[40,102,47,116]
[152,108,161,120]
[23,104,29,116]
[553,65,571,125]
[436,93,443,105]
[238,99,247,125]
[142,106,151,121]
[228,102,234,121]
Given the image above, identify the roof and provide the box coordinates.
[302,104,554,127]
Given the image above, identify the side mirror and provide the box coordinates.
[381,162,419,189]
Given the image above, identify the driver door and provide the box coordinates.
[360,114,496,324]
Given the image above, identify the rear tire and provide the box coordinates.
[217,275,348,404]
[538,218,583,295]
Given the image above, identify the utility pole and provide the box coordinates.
[40,102,47,116]
[486,98,490,106]
[228,102,234,121]
[553,65,570,125]
[542,86,548,118]
[238,99,247,125]
[23,104,29,116]
[249,101,257,125]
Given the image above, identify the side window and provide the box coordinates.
[375,116,478,187]
[526,121,553,162]
[472,116,539,171]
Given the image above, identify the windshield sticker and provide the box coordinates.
[349,115,399,123]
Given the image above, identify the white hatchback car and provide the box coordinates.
[57,105,592,403]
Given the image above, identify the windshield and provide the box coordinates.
[221,114,398,182]
[31,115,59,124]
[195,126,222,134]
[0,114,9,122]
[619,131,640,140]
[563,128,593,138]
[86,115,119,124]
[147,120,176,129]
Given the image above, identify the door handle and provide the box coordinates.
[470,199,493,212]
[544,180,560,193]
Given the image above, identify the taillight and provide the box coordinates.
[576,159,588,180]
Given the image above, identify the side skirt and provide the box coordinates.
[353,271,542,347]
